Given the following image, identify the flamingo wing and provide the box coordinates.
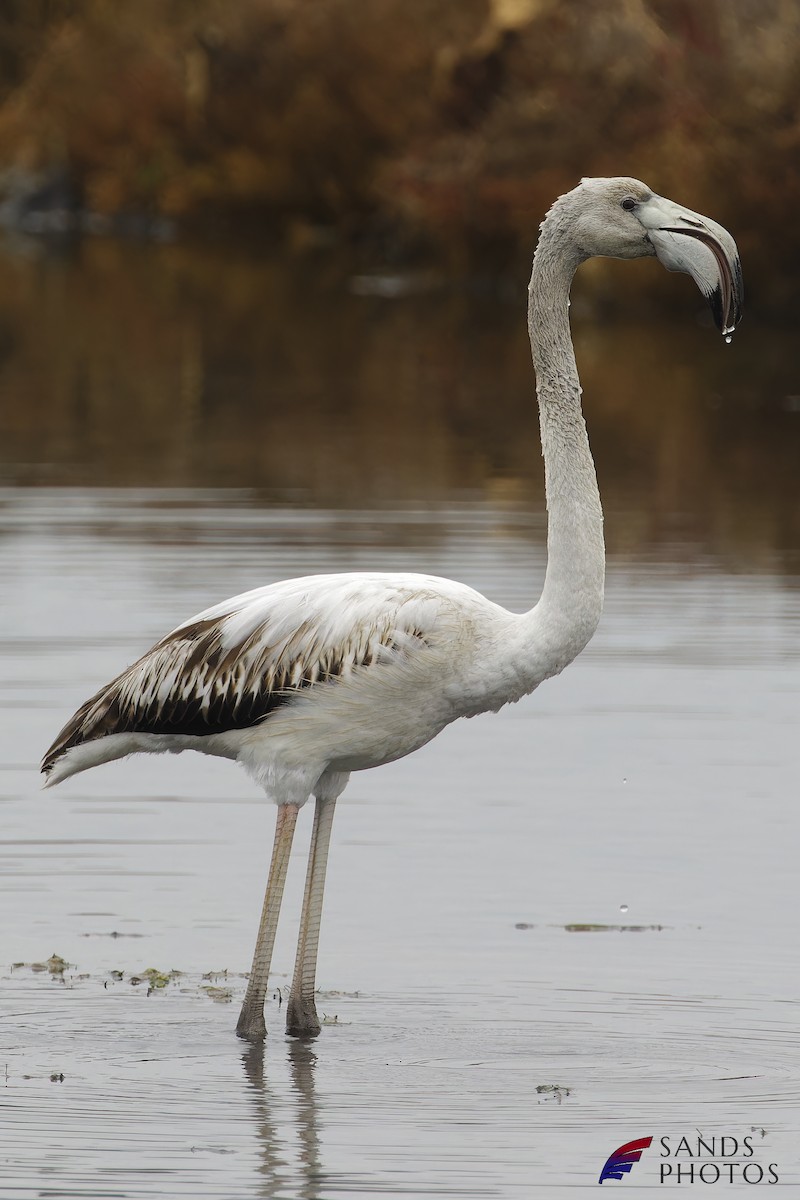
[41,572,463,778]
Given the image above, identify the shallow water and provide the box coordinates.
[1,240,800,1195]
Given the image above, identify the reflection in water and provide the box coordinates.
[242,1041,287,1198]
[243,1038,321,1200]
[286,1041,322,1199]
[0,237,797,573]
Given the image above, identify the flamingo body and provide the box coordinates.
[42,571,589,796]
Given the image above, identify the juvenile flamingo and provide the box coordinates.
[42,178,742,1039]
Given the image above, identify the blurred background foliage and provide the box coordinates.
[0,0,793,305]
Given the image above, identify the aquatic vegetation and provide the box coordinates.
[129,967,183,991]
[201,985,234,1003]
[12,954,71,976]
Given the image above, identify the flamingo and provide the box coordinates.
[42,178,742,1040]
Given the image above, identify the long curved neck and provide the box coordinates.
[524,217,604,667]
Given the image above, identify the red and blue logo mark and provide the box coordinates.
[598,1137,653,1184]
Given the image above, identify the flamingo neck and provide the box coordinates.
[522,221,605,674]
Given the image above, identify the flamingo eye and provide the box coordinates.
[621,197,637,212]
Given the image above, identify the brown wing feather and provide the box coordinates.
[41,609,427,777]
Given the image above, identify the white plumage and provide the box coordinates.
[42,177,742,1041]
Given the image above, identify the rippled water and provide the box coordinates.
[1,238,799,1196]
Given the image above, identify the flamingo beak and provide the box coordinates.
[639,197,743,338]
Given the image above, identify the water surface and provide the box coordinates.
[1,239,799,1196]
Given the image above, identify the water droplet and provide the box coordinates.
[619,904,629,913]
[622,777,627,784]
[724,334,732,344]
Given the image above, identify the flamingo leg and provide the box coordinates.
[237,802,299,1041]
[286,796,337,1037]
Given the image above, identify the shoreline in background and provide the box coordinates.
[0,0,790,304]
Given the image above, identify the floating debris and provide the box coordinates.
[563,923,665,933]
[80,931,144,939]
[536,1083,571,1104]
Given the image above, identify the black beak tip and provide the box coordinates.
[709,267,743,338]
